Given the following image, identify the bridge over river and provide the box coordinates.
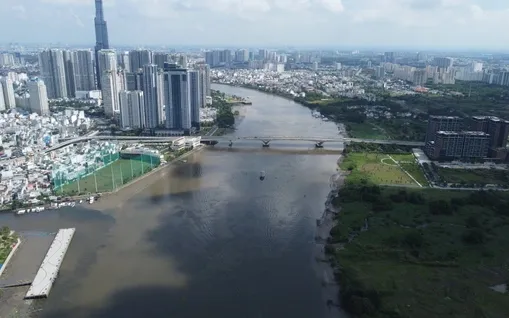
[48,135,424,152]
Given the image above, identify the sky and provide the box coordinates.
[1,0,509,50]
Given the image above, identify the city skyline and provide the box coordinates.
[1,0,509,50]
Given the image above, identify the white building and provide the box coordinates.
[0,82,5,111]
[101,70,120,116]
[1,77,16,109]
[119,90,144,129]
[27,79,50,116]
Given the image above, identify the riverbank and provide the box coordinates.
[314,155,347,316]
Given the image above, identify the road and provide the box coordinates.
[46,134,424,153]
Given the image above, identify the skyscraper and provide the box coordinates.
[129,50,153,73]
[119,90,144,129]
[188,70,201,129]
[28,79,50,116]
[118,52,130,72]
[164,68,191,132]
[63,50,76,98]
[0,77,16,108]
[97,50,118,117]
[39,49,67,99]
[72,50,95,92]
[0,82,5,112]
[142,64,163,129]
[101,70,120,116]
[94,0,110,89]
[197,63,211,102]
[153,52,170,70]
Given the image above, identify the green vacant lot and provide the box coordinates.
[346,122,389,140]
[340,153,427,186]
[0,227,17,265]
[437,167,509,186]
[329,185,509,318]
[57,159,157,195]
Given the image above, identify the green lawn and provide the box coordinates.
[0,227,17,265]
[330,186,509,318]
[347,122,388,140]
[57,159,157,195]
[340,153,427,186]
[437,167,509,186]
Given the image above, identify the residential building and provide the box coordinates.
[28,79,50,116]
[119,90,144,129]
[0,82,5,111]
[101,70,120,116]
[72,50,95,91]
[470,116,509,149]
[433,57,453,71]
[1,77,16,108]
[188,70,201,129]
[425,115,463,144]
[142,64,163,129]
[118,51,130,72]
[63,50,76,98]
[178,55,188,68]
[129,50,153,72]
[153,52,170,69]
[39,49,68,99]
[164,68,191,133]
[429,131,489,160]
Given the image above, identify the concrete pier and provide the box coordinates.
[24,228,75,299]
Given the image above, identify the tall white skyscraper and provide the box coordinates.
[119,90,144,129]
[0,77,16,108]
[101,70,120,116]
[98,50,119,117]
[0,82,5,111]
[28,79,50,116]
[142,64,164,129]
[39,49,68,99]
[164,68,191,132]
[72,50,95,91]
[188,70,201,129]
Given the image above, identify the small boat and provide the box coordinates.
[260,171,266,181]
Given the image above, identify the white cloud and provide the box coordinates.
[0,0,506,48]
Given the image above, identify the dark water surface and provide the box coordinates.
[0,85,345,318]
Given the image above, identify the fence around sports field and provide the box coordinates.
[52,152,161,195]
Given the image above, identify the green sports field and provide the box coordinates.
[56,159,157,195]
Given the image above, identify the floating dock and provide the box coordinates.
[24,228,75,299]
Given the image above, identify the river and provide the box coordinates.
[0,84,347,318]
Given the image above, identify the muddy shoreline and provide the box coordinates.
[314,155,348,317]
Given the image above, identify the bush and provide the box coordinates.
[462,229,485,245]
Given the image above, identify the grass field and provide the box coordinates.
[340,153,427,186]
[0,228,17,265]
[437,167,509,186]
[346,122,389,140]
[330,186,509,317]
[57,159,157,195]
